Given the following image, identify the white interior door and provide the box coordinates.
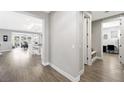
[87,18,92,65]
[83,18,88,64]
[83,13,92,65]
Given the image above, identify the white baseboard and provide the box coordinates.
[42,62,50,66]
[79,69,84,75]
[50,63,80,82]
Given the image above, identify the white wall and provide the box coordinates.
[50,12,80,81]
[0,29,12,52]
[92,20,102,57]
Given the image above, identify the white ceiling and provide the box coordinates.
[91,11,124,21]
[27,11,124,22]
[46,11,124,21]
[0,11,123,32]
[0,12,43,33]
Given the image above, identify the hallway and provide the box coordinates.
[80,53,124,82]
[0,48,69,82]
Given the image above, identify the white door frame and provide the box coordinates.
[82,12,92,65]
[40,19,46,66]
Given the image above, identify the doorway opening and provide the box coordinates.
[102,18,120,64]
[11,32,42,55]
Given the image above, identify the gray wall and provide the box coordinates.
[92,20,102,57]
[0,29,12,52]
[50,12,80,78]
